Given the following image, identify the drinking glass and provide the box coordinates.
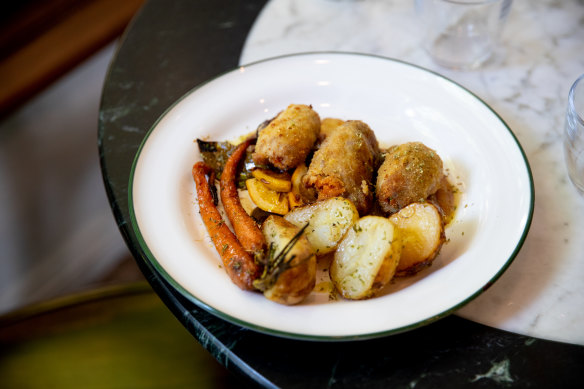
[416,0,512,70]
[564,74,584,195]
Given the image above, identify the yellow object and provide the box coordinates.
[251,169,291,192]
[246,178,289,215]
[288,192,304,209]
[291,163,316,203]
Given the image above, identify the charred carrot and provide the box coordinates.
[220,139,267,259]
[192,162,261,291]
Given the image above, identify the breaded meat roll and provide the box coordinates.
[303,120,380,214]
[376,142,444,214]
[253,104,320,171]
[318,118,344,142]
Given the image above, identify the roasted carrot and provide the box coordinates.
[220,138,267,259]
[192,162,261,291]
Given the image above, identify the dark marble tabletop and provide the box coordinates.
[98,0,584,387]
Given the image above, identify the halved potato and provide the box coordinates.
[330,216,402,300]
[256,215,316,305]
[284,197,359,255]
[389,202,445,276]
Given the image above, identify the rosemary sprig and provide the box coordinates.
[253,223,310,292]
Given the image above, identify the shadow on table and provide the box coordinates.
[0,282,249,389]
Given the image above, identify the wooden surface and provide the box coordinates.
[0,0,145,118]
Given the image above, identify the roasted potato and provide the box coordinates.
[330,216,402,300]
[284,197,359,255]
[256,215,316,305]
[389,202,445,276]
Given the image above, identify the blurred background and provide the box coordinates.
[0,3,253,386]
[0,0,146,314]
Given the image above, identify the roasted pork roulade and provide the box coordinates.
[252,104,320,171]
[303,120,380,214]
[376,142,444,214]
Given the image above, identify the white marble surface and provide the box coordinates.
[240,0,584,345]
